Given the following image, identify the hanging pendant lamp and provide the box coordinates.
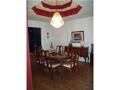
[50,0,64,28]
[50,12,64,28]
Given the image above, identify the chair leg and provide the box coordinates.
[77,66,78,75]
[41,64,43,72]
[88,57,89,62]
[70,69,72,80]
[76,66,78,75]
[73,69,74,72]
[51,69,53,80]
[67,70,69,75]
[65,69,67,74]
[43,65,45,76]
[49,69,51,73]
[59,67,61,72]
[41,64,45,76]
[56,68,58,72]
[36,64,38,73]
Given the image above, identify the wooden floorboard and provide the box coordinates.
[30,55,93,90]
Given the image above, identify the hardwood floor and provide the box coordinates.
[30,55,93,90]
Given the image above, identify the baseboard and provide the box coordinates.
[30,53,34,55]
[78,57,90,63]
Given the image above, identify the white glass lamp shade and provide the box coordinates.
[50,12,64,28]
[80,41,85,46]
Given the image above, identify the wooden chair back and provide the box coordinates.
[64,46,73,56]
[39,50,46,76]
[37,46,43,52]
[33,44,40,63]
[39,50,45,64]
[43,50,50,67]
[70,49,80,68]
[36,46,43,59]
[33,43,37,52]
[56,45,63,55]
[62,49,80,79]
[33,46,37,63]
[43,50,54,68]
[33,45,37,57]
[91,44,93,52]
[43,50,60,80]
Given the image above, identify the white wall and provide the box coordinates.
[28,16,93,62]
[48,23,67,49]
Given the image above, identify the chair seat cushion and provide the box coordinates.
[45,62,60,68]
[39,57,45,60]
[65,59,71,61]
[37,61,39,63]
[37,60,49,64]
[40,61,47,64]
[63,62,77,68]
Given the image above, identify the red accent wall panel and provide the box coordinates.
[27,19,33,90]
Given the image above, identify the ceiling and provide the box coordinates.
[27,0,93,22]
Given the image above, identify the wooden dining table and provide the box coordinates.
[48,54,72,79]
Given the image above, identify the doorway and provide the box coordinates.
[28,27,41,53]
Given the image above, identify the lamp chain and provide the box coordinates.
[56,0,57,11]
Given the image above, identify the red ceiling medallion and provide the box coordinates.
[32,5,82,17]
[32,0,82,17]
[41,0,72,9]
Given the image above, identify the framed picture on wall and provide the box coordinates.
[71,31,84,43]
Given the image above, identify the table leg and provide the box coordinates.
[60,61,63,79]
[88,56,89,62]
[84,57,86,63]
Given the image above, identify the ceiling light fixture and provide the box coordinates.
[50,0,64,28]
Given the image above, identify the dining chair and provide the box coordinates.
[64,46,73,61]
[33,45,44,73]
[62,49,80,80]
[37,46,43,52]
[34,46,45,75]
[56,45,63,55]
[36,46,44,63]
[33,43,37,52]
[64,46,74,55]
[39,50,46,76]
[43,50,61,80]
[91,44,93,52]
[33,47,40,73]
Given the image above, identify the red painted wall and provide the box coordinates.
[27,22,33,90]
